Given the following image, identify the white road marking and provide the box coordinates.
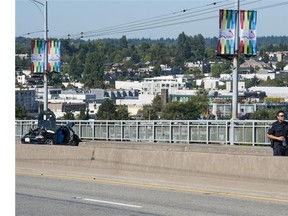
[76,197,142,208]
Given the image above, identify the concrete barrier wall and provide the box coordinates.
[16,144,288,182]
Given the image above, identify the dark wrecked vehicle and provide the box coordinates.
[21,110,81,146]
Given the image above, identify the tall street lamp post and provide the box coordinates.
[232,0,239,120]
[32,0,48,111]
[43,0,48,111]
[230,0,240,145]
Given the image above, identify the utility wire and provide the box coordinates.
[28,0,44,16]
[82,1,237,36]
[85,15,220,39]
[17,30,45,37]
[19,0,288,39]
[60,1,214,39]
[81,0,287,40]
[55,0,244,39]
[61,0,264,39]
[18,0,245,38]
[17,0,44,37]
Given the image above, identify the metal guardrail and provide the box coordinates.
[15,119,274,146]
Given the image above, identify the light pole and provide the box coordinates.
[230,0,240,145]
[43,0,48,111]
[232,0,240,120]
[31,0,48,111]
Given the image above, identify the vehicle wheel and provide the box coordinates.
[45,138,54,145]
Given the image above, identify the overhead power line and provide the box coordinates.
[17,30,45,37]
[57,0,266,40]
[17,0,248,38]
[18,0,288,39]
[54,0,247,39]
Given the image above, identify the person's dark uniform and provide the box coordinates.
[267,120,288,156]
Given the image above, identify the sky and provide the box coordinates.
[15,0,288,40]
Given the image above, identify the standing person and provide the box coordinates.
[267,110,288,156]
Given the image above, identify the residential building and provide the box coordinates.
[141,75,192,95]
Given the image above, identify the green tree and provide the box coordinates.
[48,72,63,88]
[62,109,75,120]
[82,51,106,88]
[245,76,261,88]
[69,55,83,81]
[205,47,218,62]
[211,61,232,78]
[191,68,204,79]
[161,101,186,120]
[175,32,192,67]
[77,108,90,120]
[249,109,277,120]
[15,104,30,120]
[190,34,206,61]
[211,63,222,78]
[142,105,158,120]
[161,93,208,120]
[116,105,130,120]
[96,99,117,120]
[152,64,162,77]
[141,95,163,120]
[151,95,162,113]
[119,35,128,49]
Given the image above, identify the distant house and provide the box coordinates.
[240,59,266,71]
[185,61,203,71]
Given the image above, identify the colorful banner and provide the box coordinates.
[217,9,237,57]
[48,39,61,72]
[240,10,257,56]
[31,39,45,73]
[30,39,61,73]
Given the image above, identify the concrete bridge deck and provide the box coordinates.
[16,140,288,201]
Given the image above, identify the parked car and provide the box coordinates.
[21,122,81,146]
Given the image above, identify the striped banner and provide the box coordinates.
[217,9,237,57]
[31,39,45,73]
[48,39,61,72]
[240,10,257,56]
[30,39,61,73]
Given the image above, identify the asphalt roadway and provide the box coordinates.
[16,173,288,216]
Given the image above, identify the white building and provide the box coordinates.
[185,61,202,71]
[226,81,245,91]
[115,80,142,91]
[248,87,288,101]
[16,74,27,85]
[240,70,275,81]
[116,94,155,115]
[203,78,219,90]
[62,82,84,89]
[141,75,190,95]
